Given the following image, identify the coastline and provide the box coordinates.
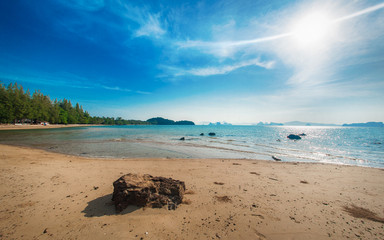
[0,124,98,131]
[0,124,190,131]
[1,144,383,239]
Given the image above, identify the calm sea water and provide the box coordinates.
[0,125,383,168]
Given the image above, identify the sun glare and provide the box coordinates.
[291,12,332,47]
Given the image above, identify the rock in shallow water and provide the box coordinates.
[112,173,185,212]
[287,134,302,140]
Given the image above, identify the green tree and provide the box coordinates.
[0,82,11,123]
[31,90,51,122]
[49,99,61,124]
[59,108,68,124]
[0,81,168,125]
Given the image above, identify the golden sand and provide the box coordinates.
[0,144,383,239]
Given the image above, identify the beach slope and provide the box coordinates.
[0,144,383,239]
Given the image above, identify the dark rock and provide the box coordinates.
[287,134,301,140]
[298,133,306,136]
[112,173,185,212]
[208,132,216,136]
[276,139,281,142]
[200,133,204,136]
[179,137,185,141]
[272,156,282,161]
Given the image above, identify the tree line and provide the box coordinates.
[0,82,194,125]
[0,82,149,125]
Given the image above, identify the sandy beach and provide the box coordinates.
[0,144,383,240]
[0,124,97,131]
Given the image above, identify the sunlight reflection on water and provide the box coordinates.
[0,125,383,168]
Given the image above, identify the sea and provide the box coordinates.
[0,125,383,168]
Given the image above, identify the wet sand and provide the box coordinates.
[0,144,383,239]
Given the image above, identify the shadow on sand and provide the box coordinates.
[82,194,140,217]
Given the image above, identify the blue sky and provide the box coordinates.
[1,0,383,124]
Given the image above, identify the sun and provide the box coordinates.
[290,12,333,48]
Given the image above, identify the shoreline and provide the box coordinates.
[0,124,100,130]
[1,144,383,239]
[1,140,382,170]
[1,124,382,169]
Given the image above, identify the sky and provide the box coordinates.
[0,0,384,125]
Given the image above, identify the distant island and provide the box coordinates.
[254,121,338,126]
[257,121,384,127]
[259,121,384,127]
[208,122,232,126]
[342,122,384,127]
[256,122,284,126]
[283,121,340,126]
[146,117,195,125]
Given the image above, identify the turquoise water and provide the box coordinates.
[0,125,383,168]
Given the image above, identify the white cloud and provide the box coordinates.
[134,14,166,38]
[54,1,166,41]
[187,58,274,76]
[110,1,166,39]
[174,1,384,88]
[177,33,290,49]
[100,85,132,92]
[334,2,384,22]
[99,85,151,94]
[161,58,275,78]
[135,90,151,95]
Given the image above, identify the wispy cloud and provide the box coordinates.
[99,85,150,94]
[109,1,166,39]
[100,85,132,92]
[177,3,384,50]
[172,1,384,83]
[53,0,166,41]
[134,13,166,38]
[334,2,384,22]
[135,90,151,95]
[161,58,275,77]
[177,33,291,49]
[187,58,274,76]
